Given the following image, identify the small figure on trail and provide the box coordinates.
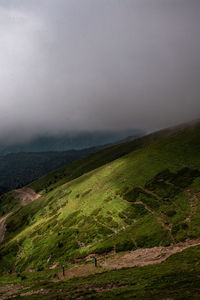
[94,256,97,267]
[62,265,65,276]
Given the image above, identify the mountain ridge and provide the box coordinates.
[0,129,144,155]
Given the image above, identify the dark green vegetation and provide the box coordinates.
[0,193,19,217]
[0,147,102,195]
[1,121,200,298]
[0,131,143,195]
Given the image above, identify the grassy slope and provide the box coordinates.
[1,122,200,277]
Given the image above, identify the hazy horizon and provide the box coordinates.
[0,0,199,144]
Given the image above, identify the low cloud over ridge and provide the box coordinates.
[0,0,200,144]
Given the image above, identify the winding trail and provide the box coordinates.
[101,238,200,269]
[186,189,200,216]
[134,200,174,242]
[56,238,200,281]
[1,238,200,299]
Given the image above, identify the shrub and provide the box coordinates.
[171,222,188,235]
[123,187,143,202]
[116,240,135,252]
[58,242,64,248]
[166,210,176,217]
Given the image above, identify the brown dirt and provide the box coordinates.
[0,284,27,300]
[102,238,200,269]
[49,262,59,270]
[186,189,200,216]
[20,288,50,297]
[10,187,41,206]
[56,238,200,281]
[0,214,9,244]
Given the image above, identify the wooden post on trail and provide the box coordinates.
[94,256,97,267]
[62,265,65,276]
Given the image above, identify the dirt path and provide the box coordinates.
[56,264,103,281]
[102,238,200,269]
[186,189,200,216]
[135,200,174,242]
[0,284,27,300]
[139,186,161,200]
[56,238,200,281]
[93,217,117,234]
[0,214,9,244]
[10,187,40,206]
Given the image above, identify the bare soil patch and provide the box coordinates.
[0,284,27,300]
[10,187,40,206]
[0,214,9,244]
[102,238,200,270]
[20,288,50,297]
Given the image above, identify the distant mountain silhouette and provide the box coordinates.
[0,130,144,155]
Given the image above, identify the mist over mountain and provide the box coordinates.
[0,129,144,155]
[0,0,199,144]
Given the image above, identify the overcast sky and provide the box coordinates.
[0,0,199,143]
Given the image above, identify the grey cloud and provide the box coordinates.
[0,0,200,143]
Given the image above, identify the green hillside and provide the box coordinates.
[1,121,200,298]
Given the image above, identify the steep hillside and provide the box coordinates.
[1,121,200,276]
[1,121,200,299]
